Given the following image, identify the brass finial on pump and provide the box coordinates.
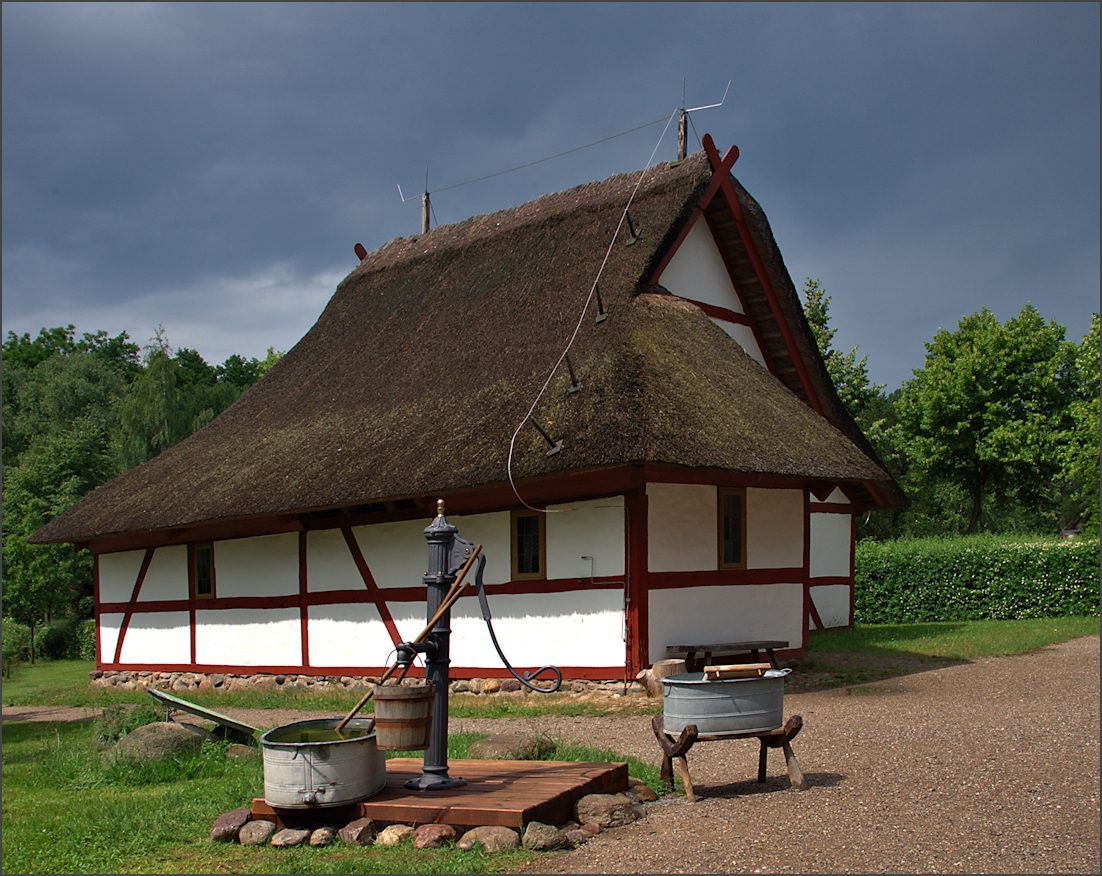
[437,499,445,518]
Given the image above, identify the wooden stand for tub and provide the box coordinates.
[652,713,807,802]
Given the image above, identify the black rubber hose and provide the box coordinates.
[473,553,562,693]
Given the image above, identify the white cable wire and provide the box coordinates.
[506,107,681,512]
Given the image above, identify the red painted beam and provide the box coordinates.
[701,134,824,417]
[299,531,310,668]
[341,525,403,647]
[113,547,155,664]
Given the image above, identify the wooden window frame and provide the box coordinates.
[718,487,747,570]
[511,509,547,580]
[189,541,216,599]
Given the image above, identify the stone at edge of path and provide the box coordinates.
[338,816,378,845]
[413,823,457,849]
[239,820,277,847]
[523,821,572,851]
[456,825,521,852]
[270,827,311,847]
[573,792,638,829]
[210,808,251,843]
[310,826,337,847]
[375,824,415,846]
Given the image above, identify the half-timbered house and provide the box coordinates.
[31,137,906,680]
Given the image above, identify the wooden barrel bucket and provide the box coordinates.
[373,682,434,751]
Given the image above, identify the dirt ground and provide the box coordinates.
[3,639,1099,874]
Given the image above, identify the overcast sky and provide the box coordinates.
[3,2,1098,391]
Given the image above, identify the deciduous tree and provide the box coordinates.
[898,304,1077,533]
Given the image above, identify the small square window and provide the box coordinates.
[718,488,746,570]
[191,542,216,599]
[511,510,546,580]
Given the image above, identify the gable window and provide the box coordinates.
[511,510,546,580]
[190,542,216,599]
[718,488,747,570]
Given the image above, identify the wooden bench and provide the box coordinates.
[664,640,788,673]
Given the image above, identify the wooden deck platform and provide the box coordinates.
[251,758,628,831]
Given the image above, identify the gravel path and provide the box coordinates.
[503,635,1101,875]
[4,636,1098,873]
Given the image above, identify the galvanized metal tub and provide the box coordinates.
[662,669,791,737]
[259,717,387,808]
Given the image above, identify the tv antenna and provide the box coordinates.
[397,166,431,233]
[678,79,731,159]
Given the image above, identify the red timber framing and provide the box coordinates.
[646,204,782,383]
[644,137,826,413]
[805,493,859,636]
[624,468,649,678]
[112,547,154,663]
[299,530,309,668]
[341,524,402,648]
[95,463,863,675]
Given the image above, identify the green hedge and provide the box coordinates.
[855,535,1100,624]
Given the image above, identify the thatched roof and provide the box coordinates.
[31,147,904,546]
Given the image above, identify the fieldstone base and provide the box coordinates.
[89,669,647,698]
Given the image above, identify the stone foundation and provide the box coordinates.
[88,669,646,698]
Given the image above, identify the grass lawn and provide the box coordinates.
[1,716,664,875]
[808,615,1100,659]
[1,660,660,718]
[3,616,1097,873]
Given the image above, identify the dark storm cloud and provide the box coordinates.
[3,3,1098,388]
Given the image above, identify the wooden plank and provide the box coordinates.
[704,662,772,679]
[144,685,258,739]
[665,640,788,654]
[251,758,627,830]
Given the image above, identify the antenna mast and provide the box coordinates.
[678,80,731,160]
[421,166,430,234]
[678,80,688,160]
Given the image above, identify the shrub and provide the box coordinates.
[855,535,1100,624]
[2,617,32,673]
[34,619,76,661]
[68,618,96,660]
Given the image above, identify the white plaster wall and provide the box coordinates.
[308,602,426,668]
[448,589,625,668]
[648,583,803,664]
[746,489,803,570]
[811,584,852,628]
[98,614,123,662]
[350,519,440,590]
[139,545,188,601]
[546,497,625,580]
[306,528,365,593]
[655,221,766,365]
[98,611,190,663]
[647,482,716,572]
[98,551,148,603]
[120,612,191,663]
[195,608,301,666]
[216,533,299,598]
[822,487,849,504]
[710,319,767,367]
[810,513,853,578]
[447,511,512,585]
[657,221,744,313]
[307,590,624,670]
